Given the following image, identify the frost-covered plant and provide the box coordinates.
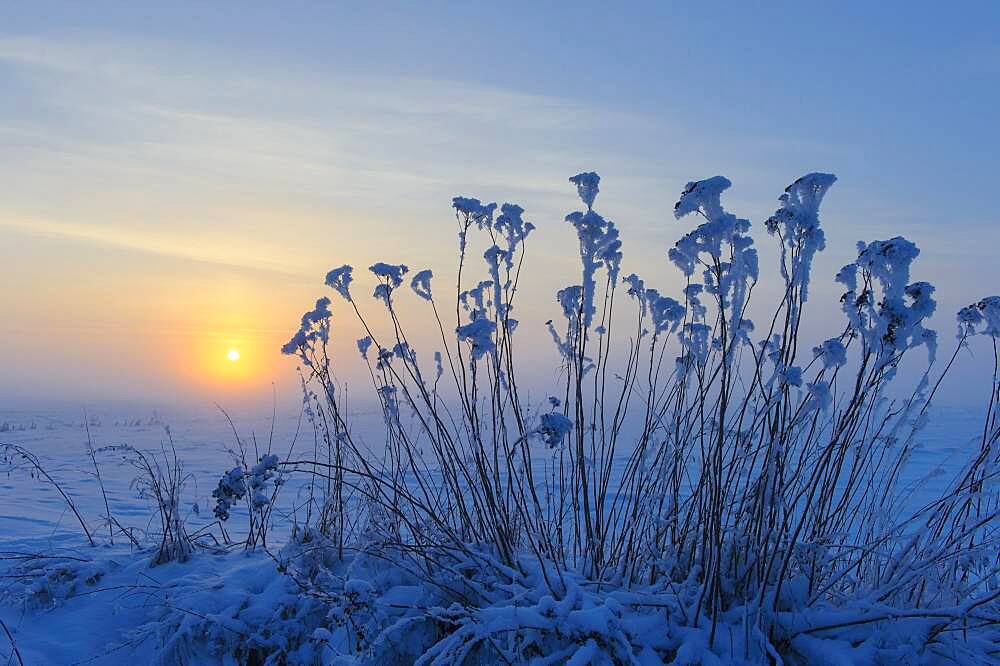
[276,170,1000,664]
[280,297,332,364]
[410,268,434,301]
[211,466,245,522]
[97,435,195,565]
[765,172,837,306]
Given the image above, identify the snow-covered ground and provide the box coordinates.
[0,404,988,664]
[0,405,348,664]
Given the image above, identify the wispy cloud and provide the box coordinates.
[0,214,309,276]
[0,34,661,204]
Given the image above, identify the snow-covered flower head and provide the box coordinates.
[645,288,685,337]
[806,380,832,412]
[677,322,712,371]
[624,273,645,300]
[370,263,408,306]
[378,385,399,421]
[812,338,848,369]
[674,176,731,220]
[557,285,583,322]
[837,236,936,365]
[212,467,246,521]
[325,265,354,301]
[777,365,804,388]
[957,296,1000,338]
[393,342,416,364]
[460,280,493,316]
[433,351,443,381]
[484,246,507,298]
[357,336,373,359]
[847,237,920,304]
[410,269,434,301]
[456,317,496,360]
[452,197,497,230]
[765,173,837,303]
[376,347,393,371]
[537,411,573,449]
[281,296,332,357]
[494,203,535,271]
[671,176,752,273]
[565,172,622,328]
[672,176,757,361]
[569,172,600,209]
[369,262,408,288]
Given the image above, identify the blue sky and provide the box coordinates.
[2,2,998,406]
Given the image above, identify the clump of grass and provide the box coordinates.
[99,429,195,565]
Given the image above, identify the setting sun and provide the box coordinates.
[226,348,240,362]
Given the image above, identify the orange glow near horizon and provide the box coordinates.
[176,332,279,395]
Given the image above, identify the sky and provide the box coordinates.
[2,1,998,410]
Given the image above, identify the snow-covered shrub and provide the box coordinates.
[276,171,1000,663]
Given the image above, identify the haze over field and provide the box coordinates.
[3,1,999,411]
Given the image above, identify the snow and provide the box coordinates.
[0,399,991,664]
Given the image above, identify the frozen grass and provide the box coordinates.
[270,171,1000,663]
[1,171,998,664]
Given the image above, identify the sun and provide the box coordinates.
[226,348,241,362]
